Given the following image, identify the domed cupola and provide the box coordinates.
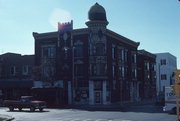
[88,2,107,21]
[86,3,109,27]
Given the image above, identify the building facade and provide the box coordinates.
[0,53,34,99]
[33,3,158,105]
[155,53,177,97]
[137,50,156,101]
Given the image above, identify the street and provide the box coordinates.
[0,105,176,121]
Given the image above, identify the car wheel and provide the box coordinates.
[18,108,22,111]
[30,107,35,112]
[9,106,14,111]
[39,108,43,112]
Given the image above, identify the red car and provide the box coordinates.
[4,96,46,112]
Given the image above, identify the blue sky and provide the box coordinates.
[0,0,180,68]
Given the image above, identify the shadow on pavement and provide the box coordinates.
[6,109,49,113]
[122,105,165,113]
[52,104,166,113]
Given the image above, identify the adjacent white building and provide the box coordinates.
[155,53,177,97]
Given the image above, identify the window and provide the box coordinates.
[97,63,106,76]
[161,74,167,80]
[122,66,125,78]
[124,49,128,62]
[118,48,124,61]
[75,64,83,76]
[131,52,136,63]
[147,62,149,70]
[42,45,56,58]
[132,68,137,79]
[112,66,115,78]
[112,44,115,59]
[22,65,29,75]
[113,80,116,90]
[160,59,166,65]
[96,43,105,55]
[121,48,124,61]
[94,81,102,90]
[74,40,83,57]
[147,73,150,79]
[135,68,137,78]
[10,66,16,76]
[145,62,150,70]
[42,66,55,80]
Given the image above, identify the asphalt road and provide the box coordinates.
[0,105,176,121]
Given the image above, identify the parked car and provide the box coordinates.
[4,96,46,112]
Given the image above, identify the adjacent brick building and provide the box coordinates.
[137,50,156,101]
[0,53,34,99]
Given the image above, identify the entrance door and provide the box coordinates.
[94,91,102,104]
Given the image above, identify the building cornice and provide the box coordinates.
[72,28,88,35]
[33,32,58,40]
[33,28,89,40]
[106,29,140,48]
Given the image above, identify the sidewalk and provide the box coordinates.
[0,114,14,121]
[67,100,156,111]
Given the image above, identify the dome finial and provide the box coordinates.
[88,2,107,21]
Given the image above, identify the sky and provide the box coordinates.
[0,0,180,68]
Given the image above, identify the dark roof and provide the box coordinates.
[138,49,156,58]
[106,29,140,48]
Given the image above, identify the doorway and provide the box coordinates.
[94,91,102,104]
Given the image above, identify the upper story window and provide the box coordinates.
[132,68,137,79]
[75,64,83,76]
[91,63,106,76]
[112,65,115,78]
[160,59,166,65]
[147,62,149,70]
[112,44,115,59]
[124,49,128,62]
[74,40,83,57]
[41,45,56,58]
[151,63,156,71]
[42,66,55,80]
[131,52,137,63]
[96,43,105,55]
[74,60,83,76]
[119,66,125,78]
[97,63,106,76]
[122,66,125,78]
[10,66,16,76]
[121,49,124,61]
[161,74,167,80]
[22,65,29,75]
[118,48,124,61]
[145,62,150,71]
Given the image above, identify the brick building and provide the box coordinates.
[137,50,156,100]
[0,53,34,99]
[33,3,156,105]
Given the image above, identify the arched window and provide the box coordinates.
[95,43,105,55]
[74,40,83,57]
